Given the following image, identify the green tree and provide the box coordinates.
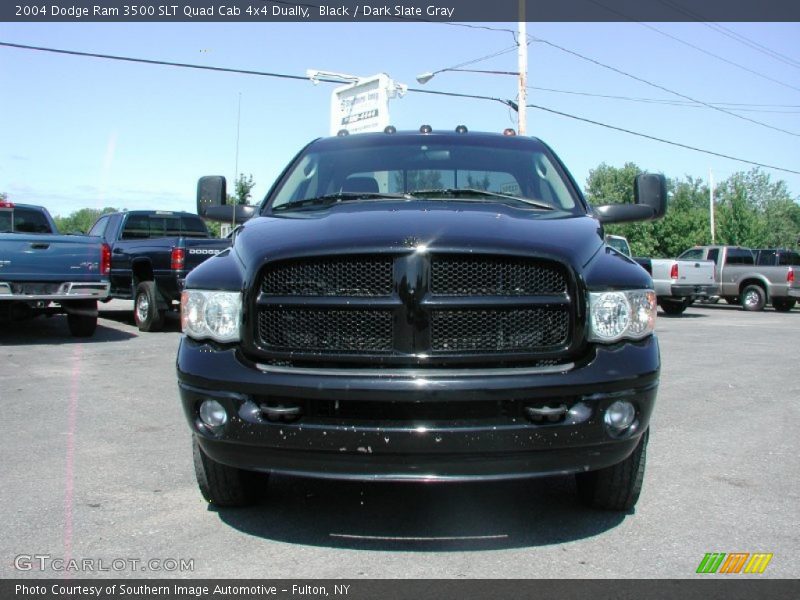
[227,173,255,205]
[585,162,660,256]
[653,176,711,257]
[53,207,119,234]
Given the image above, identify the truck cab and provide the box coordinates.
[178,128,667,511]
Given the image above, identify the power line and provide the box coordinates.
[584,0,800,92]
[0,41,313,81]
[704,23,800,71]
[524,102,800,176]
[438,45,519,72]
[2,40,797,176]
[528,34,800,138]
[526,85,800,114]
[651,0,800,70]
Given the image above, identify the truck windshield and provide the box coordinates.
[270,139,582,214]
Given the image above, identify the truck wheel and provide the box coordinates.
[134,281,164,331]
[576,429,648,511]
[192,437,260,507]
[772,298,796,312]
[66,300,98,337]
[741,285,766,312]
[658,298,688,315]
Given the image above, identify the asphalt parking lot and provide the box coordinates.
[1,299,798,579]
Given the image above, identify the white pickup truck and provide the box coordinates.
[605,236,718,315]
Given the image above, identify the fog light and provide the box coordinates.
[199,399,228,428]
[604,400,635,432]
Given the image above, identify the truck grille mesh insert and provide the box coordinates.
[261,257,393,297]
[431,308,569,352]
[431,256,566,296]
[258,309,393,352]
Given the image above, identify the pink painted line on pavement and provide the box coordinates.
[64,343,83,577]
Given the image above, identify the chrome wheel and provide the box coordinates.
[135,293,150,323]
[744,290,760,308]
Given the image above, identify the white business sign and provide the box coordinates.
[330,74,405,136]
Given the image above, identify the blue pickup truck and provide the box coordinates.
[0,201,110,337]
[87,210,231,331]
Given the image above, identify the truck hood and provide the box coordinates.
[234,201,605,271]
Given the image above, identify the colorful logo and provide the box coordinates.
[696,553,773,574]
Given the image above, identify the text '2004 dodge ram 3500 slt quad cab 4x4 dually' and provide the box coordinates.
[178,128,668,511]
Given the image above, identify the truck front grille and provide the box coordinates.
[254,253,576,365]
[261,257,393,297]
[258,309,393,352]
[431,256,566,296]
[431,308,570,352]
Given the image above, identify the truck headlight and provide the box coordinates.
[588,290,656,343]
[180,290,241,343]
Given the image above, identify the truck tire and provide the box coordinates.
[576,429,648,511]
[66,300,98,337]
[772,298,796,312]
[741,284,766,312]
[134,281,165,332]
[658,298,688,315]
[193,436,260,507]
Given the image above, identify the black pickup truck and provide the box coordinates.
[178,128,667,512]
[88,210,230,331]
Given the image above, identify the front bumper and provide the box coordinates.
[177,337,660,481]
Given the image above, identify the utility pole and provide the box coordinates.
[232,92,242,234]
[709,168,716,244]
[518,0,527,134]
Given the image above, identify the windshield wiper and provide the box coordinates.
[407,188,555,210]
[273,192,410,212]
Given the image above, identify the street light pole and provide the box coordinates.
[518,1,527,134]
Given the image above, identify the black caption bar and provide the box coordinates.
[4,0,800,22]
[2,579,799,600]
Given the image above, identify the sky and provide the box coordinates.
[0,20,798,218]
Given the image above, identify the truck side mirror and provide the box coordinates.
[197,176,227,217]
[594,173,668,224]
[634,173,667,219]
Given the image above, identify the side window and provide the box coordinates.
[756,250,775,265]
[0,211,11,232]
[121,215,150,240]
[679,249,703,260]
[726,249,754,265]
[706,249,719,265]
[778,252,800,266]
[88,216,109,238]
[14,208,52,233]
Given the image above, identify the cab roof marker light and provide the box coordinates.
[336,129,349,137]
[420,124,433,134]
[503,128,517,136]
[455,125,468,134]
[384,125,397,134]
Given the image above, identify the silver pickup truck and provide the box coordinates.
[605,236,718,315]
[678,245,800,312]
